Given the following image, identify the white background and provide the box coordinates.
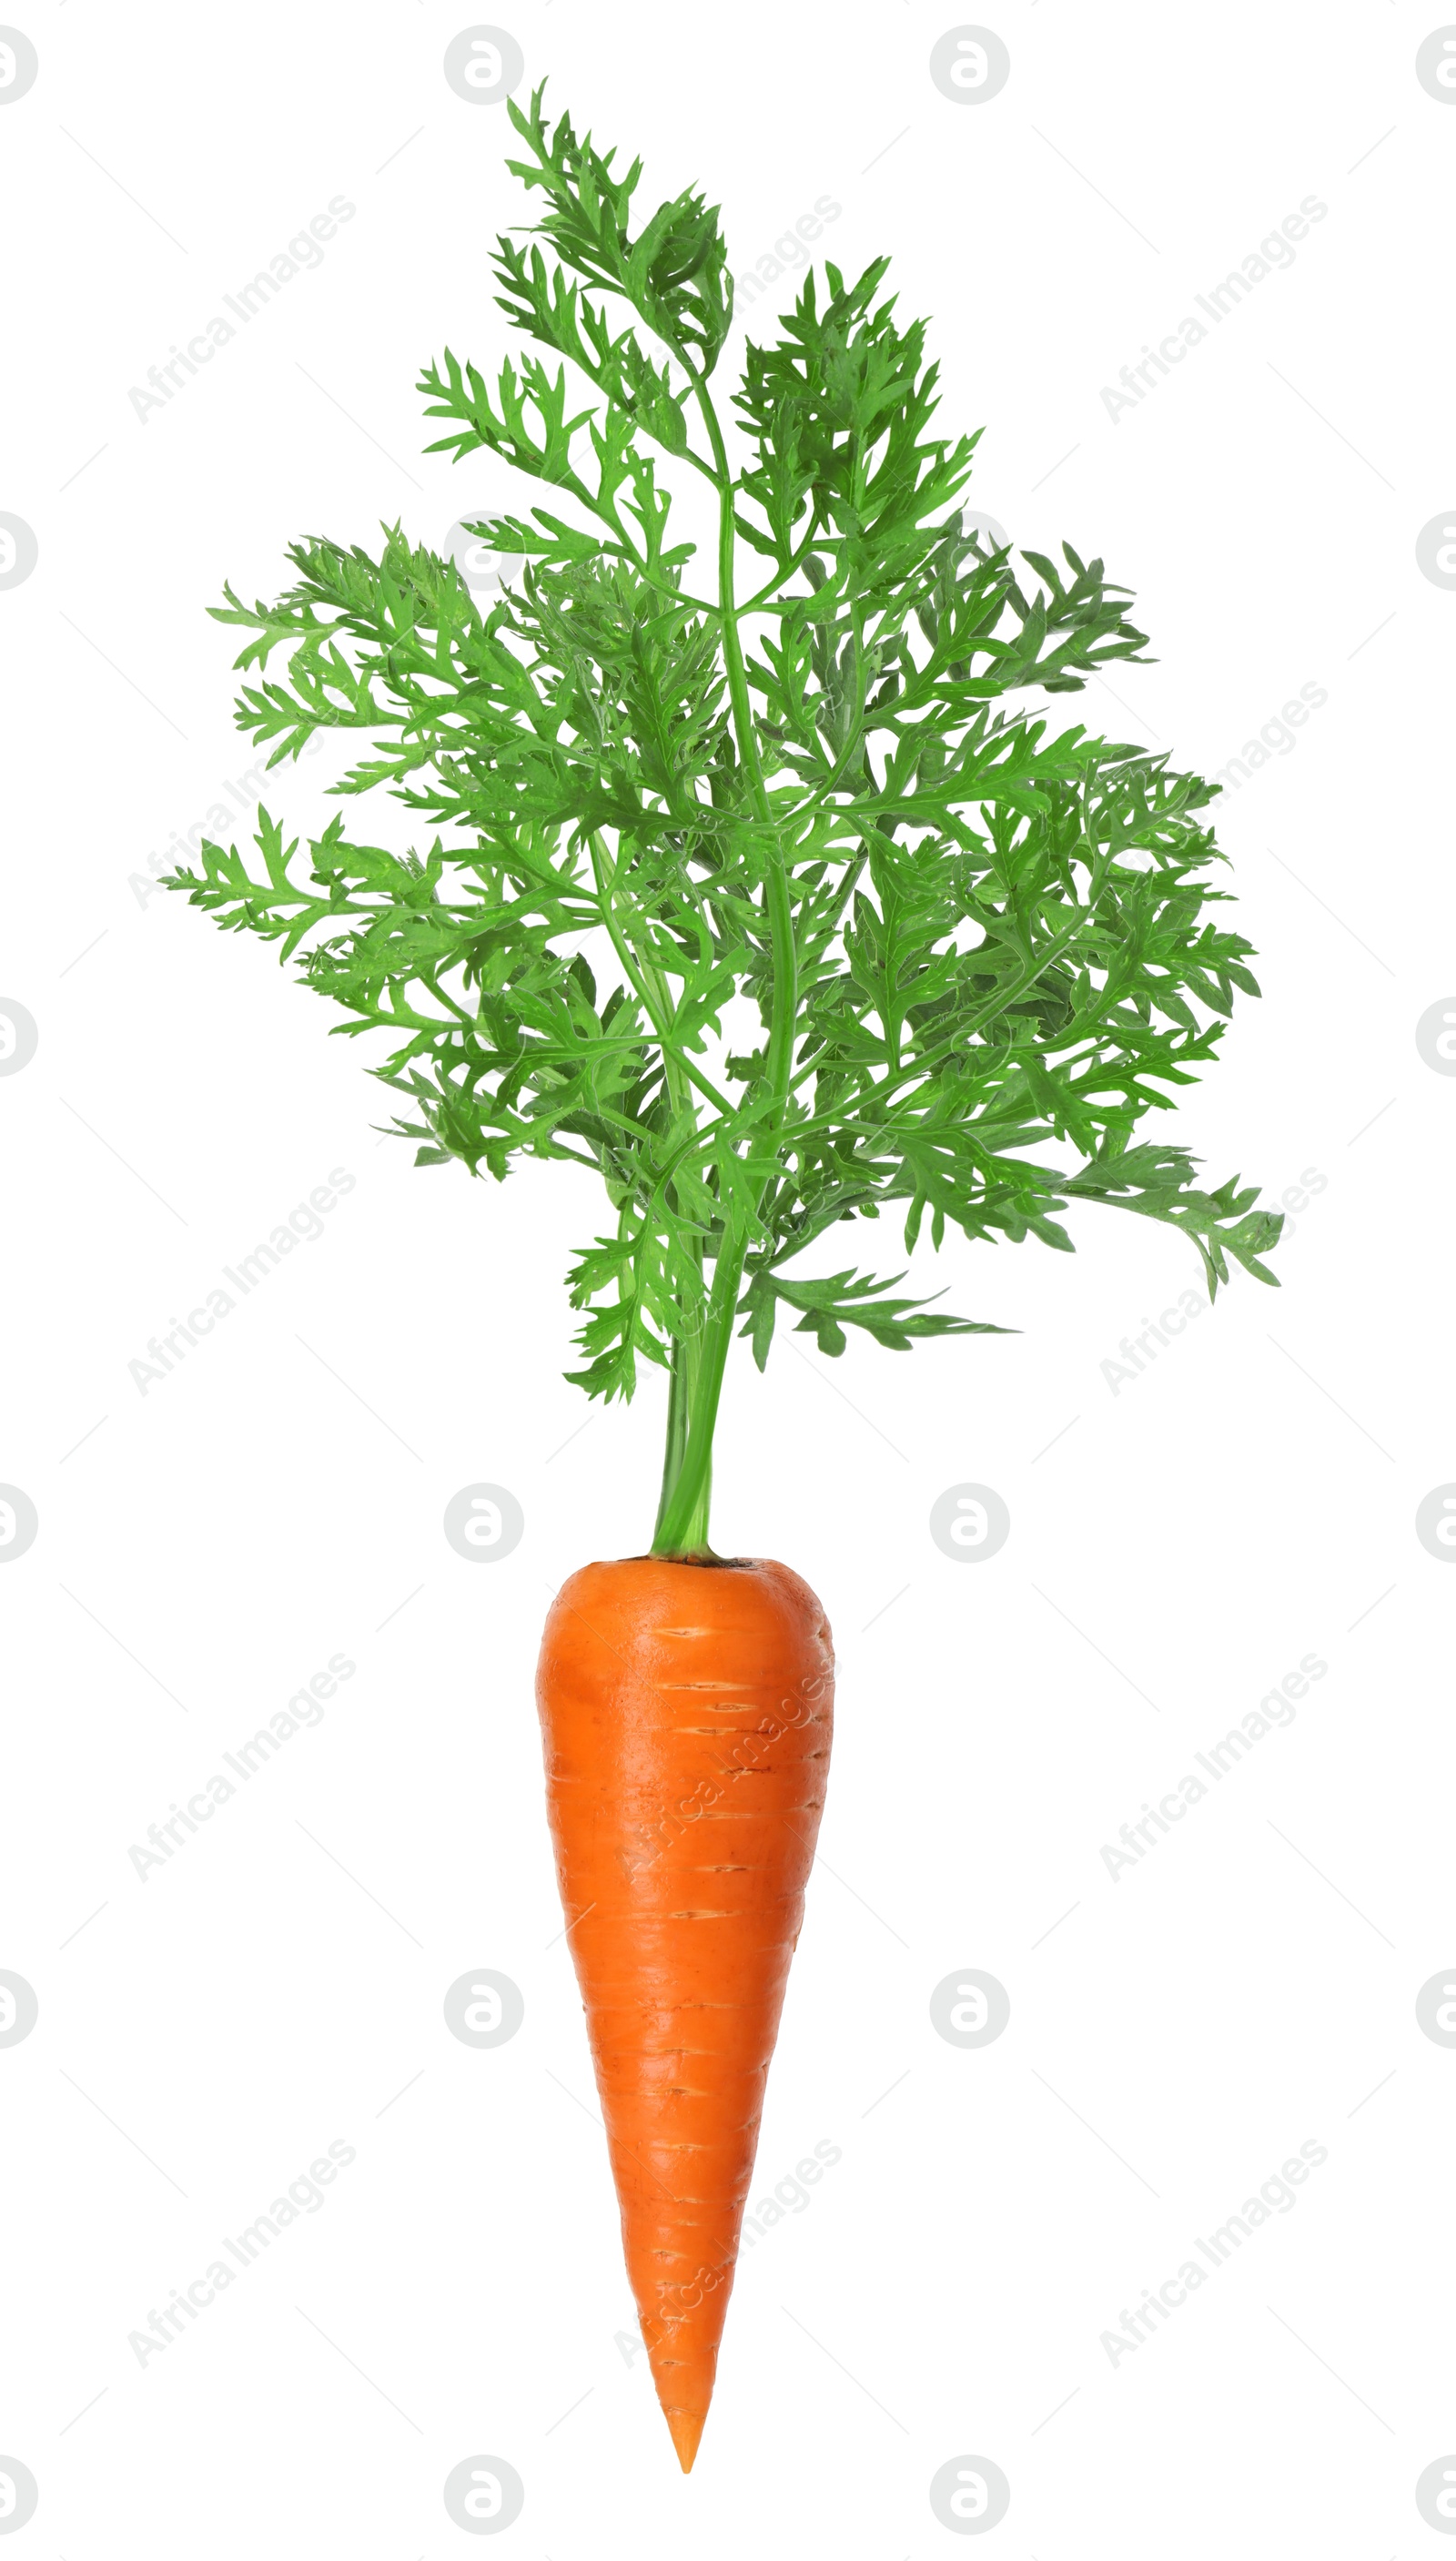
[3,2,1454,2553]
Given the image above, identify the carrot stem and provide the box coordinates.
[652,1225,712,1554]
[650,362,799,1560]
[690,369,799,1107]
[651,1228,744,1556]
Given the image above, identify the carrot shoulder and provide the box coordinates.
[536,1555,835,2470]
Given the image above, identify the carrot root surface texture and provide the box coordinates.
[536,1554,835,2469]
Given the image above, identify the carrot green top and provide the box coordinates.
[167,83,1281,1558]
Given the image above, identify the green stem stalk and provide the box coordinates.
[651,369,798,1558]
[651,1229,747,1555]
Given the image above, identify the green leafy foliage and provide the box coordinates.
[167,81,1280,1431]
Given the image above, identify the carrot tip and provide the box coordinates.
[666,2405,707,2472]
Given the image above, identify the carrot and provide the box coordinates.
[537,1554,834,2469]
[163,74,1285,2474]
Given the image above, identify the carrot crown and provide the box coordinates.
[166,81,1281,1556]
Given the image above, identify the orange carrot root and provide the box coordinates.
[536,1555,834,2465]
